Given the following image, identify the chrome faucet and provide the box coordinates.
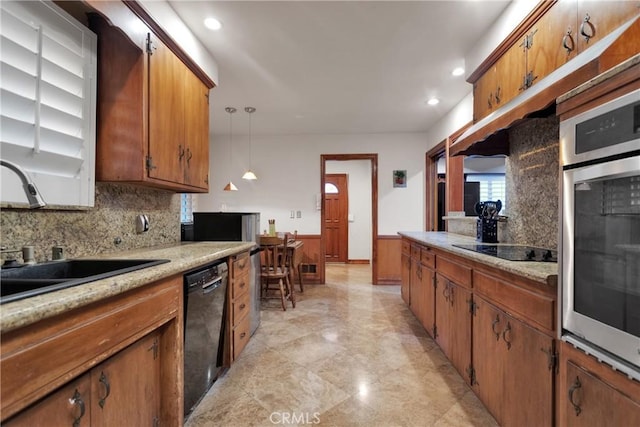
[0,159,46,208]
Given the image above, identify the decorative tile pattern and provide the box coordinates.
[185,265,498,427]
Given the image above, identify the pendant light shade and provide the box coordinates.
[224,107,238,191]
[242,106,258,180]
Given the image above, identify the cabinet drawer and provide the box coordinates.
[436,255,471,288]
[474,270,555,332]
[402,240,411,255]
[232,314,251,360]
[231,271,250,299]
[232,252,250,277]
[232,290,250,326]
[420,247,435,269]
[411,244,421,260]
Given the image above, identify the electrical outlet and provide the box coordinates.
[296,210,302,218]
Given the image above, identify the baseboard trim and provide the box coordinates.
[347,259,370,265]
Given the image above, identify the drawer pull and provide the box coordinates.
[240,332,246,339]
[562,27,574,54]
[502,321,512,350]
[568,376,582,416]
[71,389,86,427]
[579,13,594,42]
[98,371,111,408]
[491,315,501,340]
[240,303,246,310]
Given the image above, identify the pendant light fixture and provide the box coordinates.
[223,107,238,191]
[242,106,258,180]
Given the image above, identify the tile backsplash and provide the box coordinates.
[504,115,560,249]
[1,183,180,263]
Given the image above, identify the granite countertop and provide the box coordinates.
[398,231,558,286]
[0,241,255,333]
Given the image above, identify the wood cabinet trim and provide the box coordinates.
[467,1,556,84]
[123,1,215,88]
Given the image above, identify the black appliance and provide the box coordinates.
[453,244,557,262]
[464,182,480,217]
[183,260,228,418]
[475,200,502,243]
[189,212,261,336]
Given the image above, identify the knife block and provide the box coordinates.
[477,218,498,243]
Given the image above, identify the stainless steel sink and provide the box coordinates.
[0,259,170,304]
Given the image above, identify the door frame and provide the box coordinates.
[321,154,378,284]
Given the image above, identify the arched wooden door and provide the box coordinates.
[324,174,348,263]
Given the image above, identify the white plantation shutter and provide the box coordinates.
[0,0,96,207]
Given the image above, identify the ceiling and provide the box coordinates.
[167,1,511,137]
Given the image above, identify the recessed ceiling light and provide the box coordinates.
[452,67,465,76]
[427,98,440,106]
[204,17,222,31]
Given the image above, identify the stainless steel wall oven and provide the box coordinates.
[560,88,640,380]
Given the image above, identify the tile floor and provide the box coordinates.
[185,264,498,427]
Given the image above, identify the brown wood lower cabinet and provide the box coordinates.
[435,274,471,382]
[472,296,554,426]
[558,341,640,426]
[6,331,161,426]
[0,276,183,425]
[401,250,411,305]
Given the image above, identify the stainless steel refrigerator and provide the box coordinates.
[191,212,261,336]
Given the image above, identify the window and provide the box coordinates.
[466,173,507,213]
[325,182,339,194]
[0,0,96,207]
[180,193,196,223]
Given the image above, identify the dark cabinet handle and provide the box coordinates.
[491,315,501,340]
[502,321,512,350]
[568,376,582,416]
[494,86,501,104]
[417,265,422,280]
[580,13,594,42]
[240,332,246,339]
[98,371,111,408]
[240,303,246,310]
[71,389,86,427]
[487,92,494,109]
[562,27,575,54]
[442,280,450,301]
[186,148,193,164]
[178,144,185,160]
[449,285,454,306]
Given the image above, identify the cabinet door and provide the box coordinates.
[448,281,471,383]
[528,0,578,84]
[472,297,506,424]
[4,375,92,426]
[409,260,422,321]
[496,43,526,101]
[148,34,185,185]
[564,361,640,426]
[577,0,640,53]
[501,313,554,427]
[183,68,210,189]
[473,65,497,122]
[420,265,436,337]
[401,252,411,305]
[91,331,161,426]
[434,274,451,353]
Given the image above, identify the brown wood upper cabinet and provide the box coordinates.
[472,0,639,123]
[89,11,211,193]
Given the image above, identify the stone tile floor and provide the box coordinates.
[185,264,498,427]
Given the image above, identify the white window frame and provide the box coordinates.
[1,0,97,208]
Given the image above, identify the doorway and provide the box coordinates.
[324,174,349,263]
[321,154,378,284]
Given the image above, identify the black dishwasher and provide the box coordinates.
[183,259,228,418]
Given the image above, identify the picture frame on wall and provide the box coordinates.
[393,170,406,188]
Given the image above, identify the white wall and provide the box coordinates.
[196,132,426,236]
[326,160,372,261]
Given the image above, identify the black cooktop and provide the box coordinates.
[453,244,558,262]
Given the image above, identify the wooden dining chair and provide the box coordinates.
[260,234,295,310]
